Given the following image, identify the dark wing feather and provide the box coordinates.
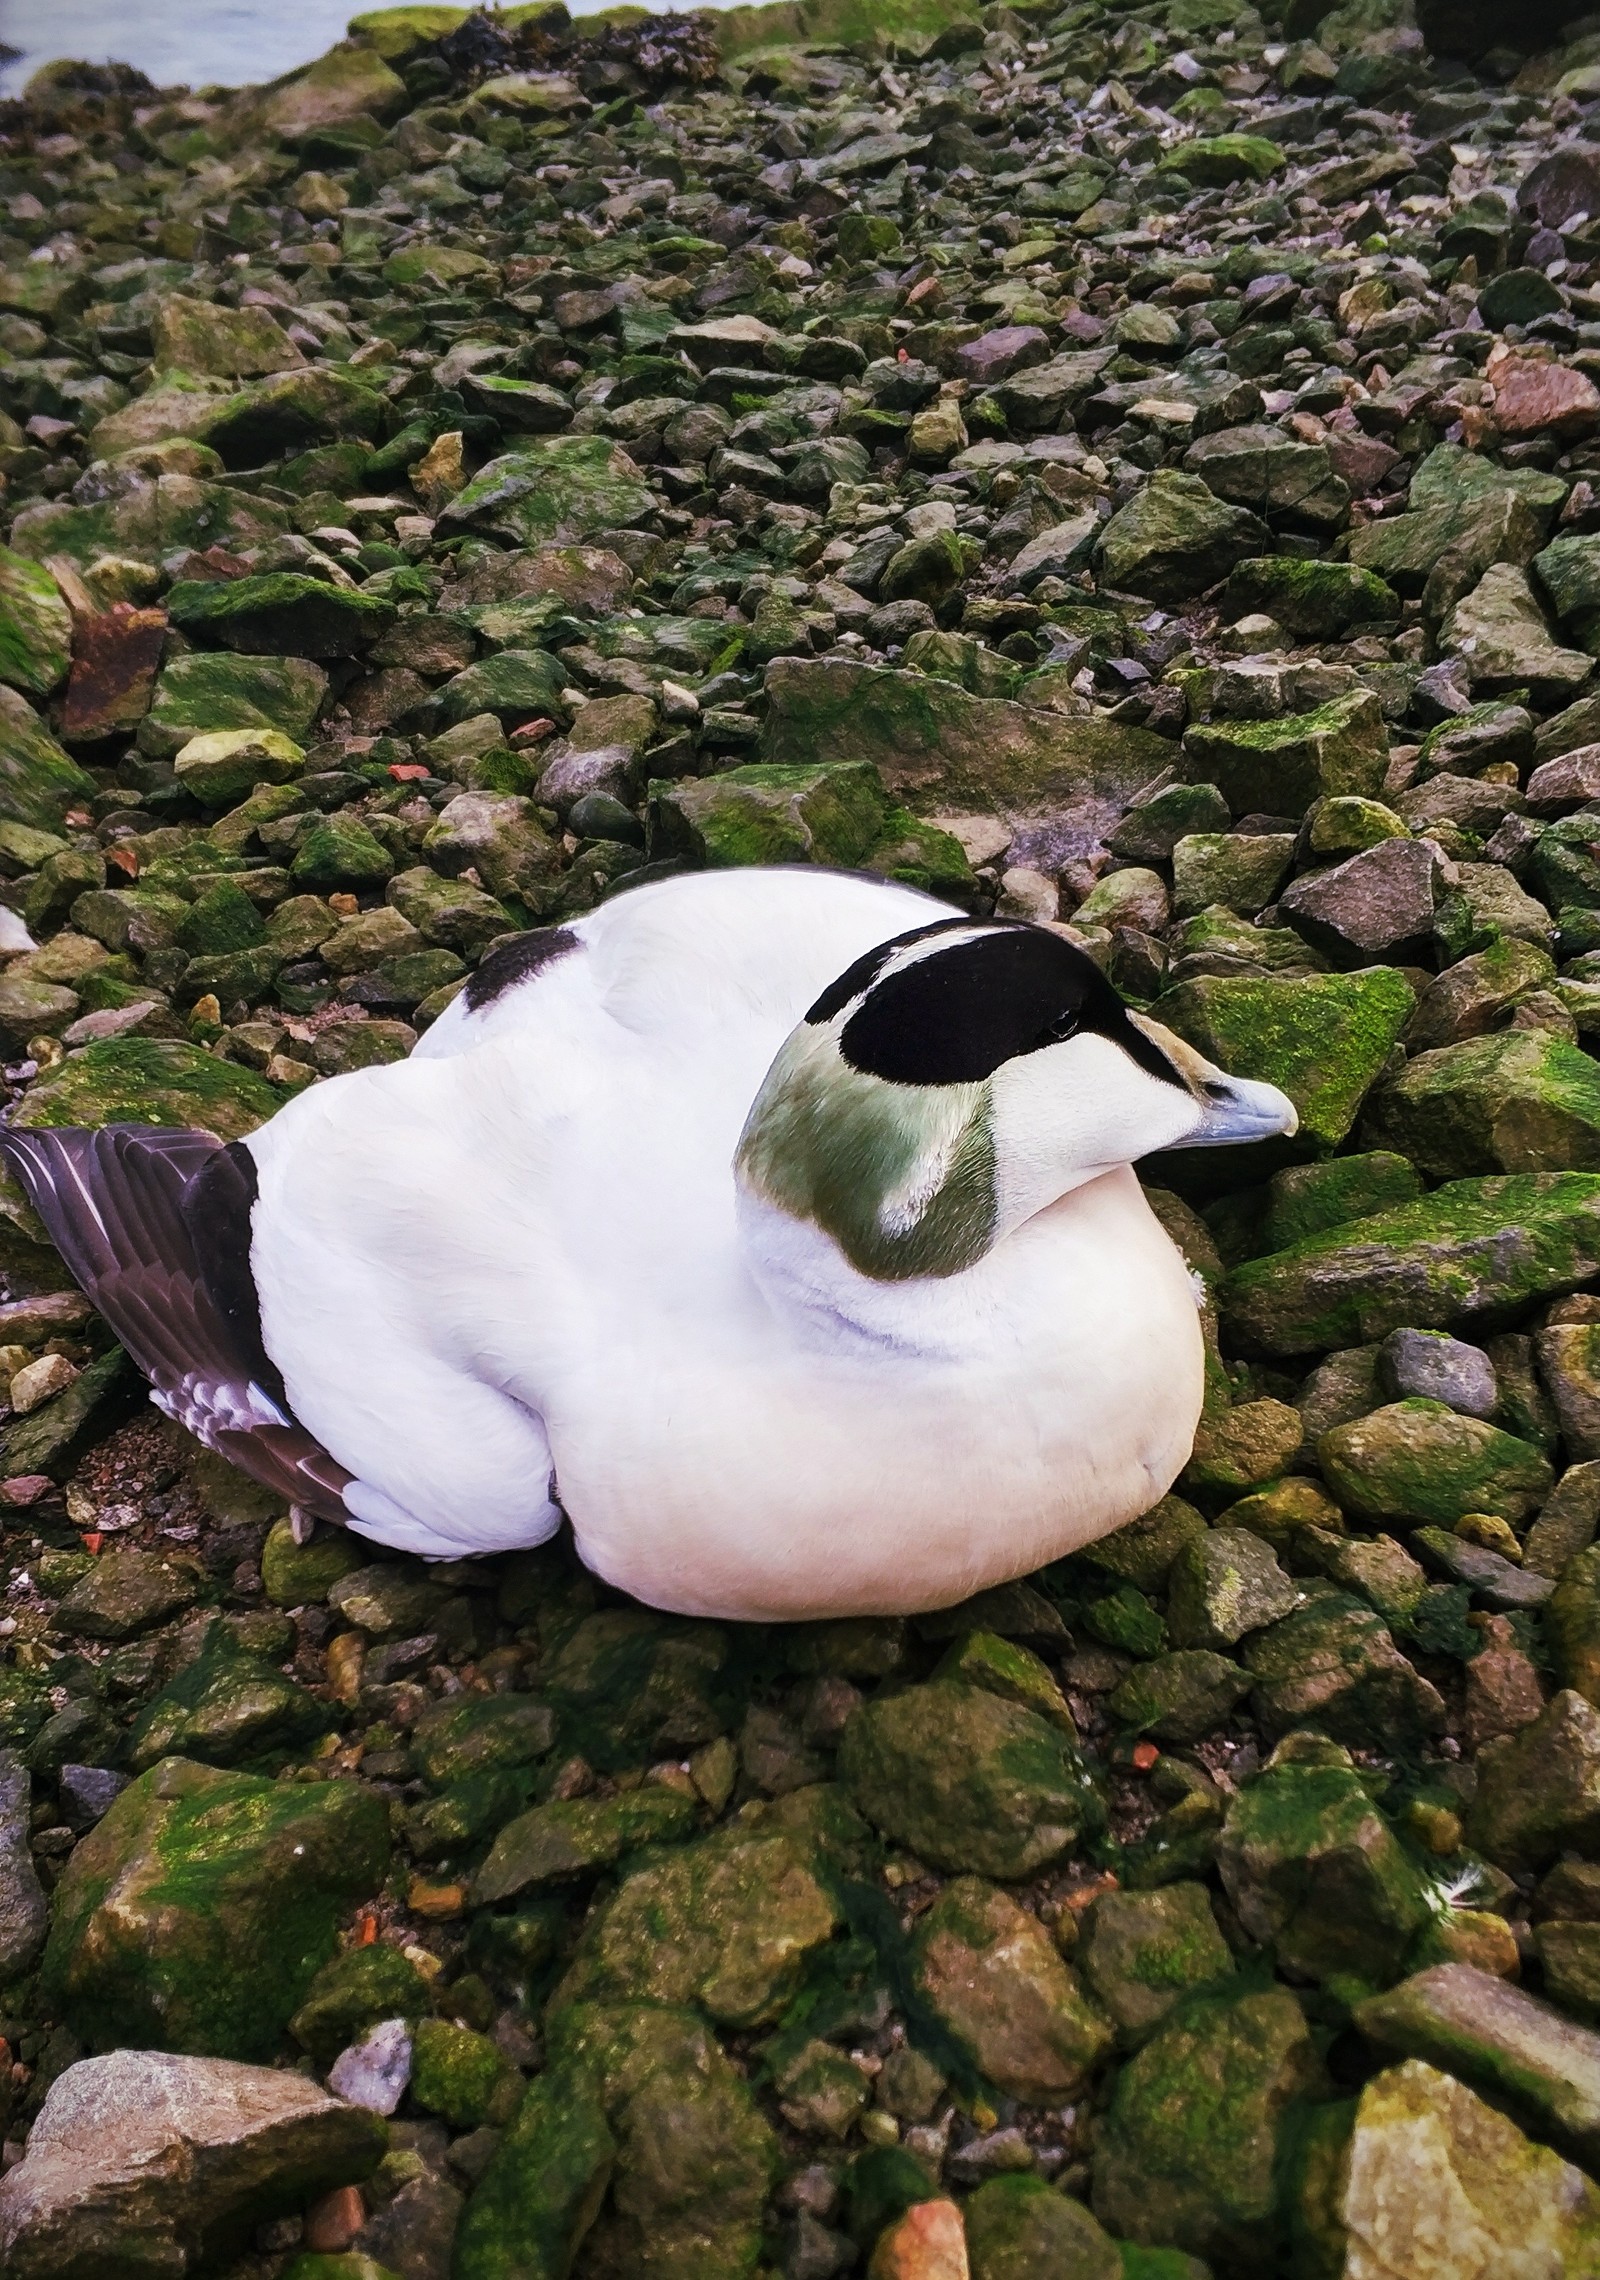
[0,1125,352,1524]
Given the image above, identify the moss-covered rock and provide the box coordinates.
[1182,690,1390,818]
[439,437,654,548]
[1318,1400,1552,1528]
[1108,1649,1253,1744]
[541,1606,737,1772]
[1217,1733,1432,1989]
[1096,470,1270,603]
[50,1545,198,1641]
[1550,1543,1600,1703]
[289,1940,431,2066]
[128,1622,328,1771]
[1156,969,1414,1158]
[14,1037,282,1141]
[1365,1029,1600,1178]
[472,1787,699,1903]
[1091,1985,1321,2276]
[1078,1882,1236,2048]
[0,546,73,699]
[410,2017,515,2129]
[1221,1173,1600,1355]
[1258,1152,1423,1252]
[1222,557,1401,640]
[456,2000,776,2280]
[1242,1592,1447,1749]
[758,654,1169,824]
[913,1876,1114,2102]
[0,687,97,831]
[140,652,328,760]
[260,1516,367,1607]
[1166,1527,1301,1649]
[651,760,888,869]
[42,1757,391,2061]
[167,573,396,659]
[552,1811,841,2028]
[964,2175,1123,2280]
[839,1679,1104,1878]
[1468,1688,1600,1871]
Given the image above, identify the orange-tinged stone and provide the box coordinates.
[868,2199,969,2280]
[1492,356,1600,441]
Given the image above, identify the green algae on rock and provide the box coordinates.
[1155,968,1415,1157]
[1318,1399,1553,1528]
[127,1623,329,1772]
[42,1757,391,2061]
[913,1876,1114,2102]
[456,1999,776,2280]
[1091,1985,1322,2276]
[1217,1733,1432,1989]
[1222,1173,1600,1354]
[553,1811,842,2027]
[13,1037,282,1140]
[839,1679,1103,1879]
[758,655,1169,822]
[963,2174,1124,2280]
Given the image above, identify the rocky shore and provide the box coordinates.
[3,1,1600,2274]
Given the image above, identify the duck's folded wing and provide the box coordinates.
[0,1124,352,1524]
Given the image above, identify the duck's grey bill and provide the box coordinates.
[1174,1075,1299,1148]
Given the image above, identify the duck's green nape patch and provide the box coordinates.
[737,1025,997,1280]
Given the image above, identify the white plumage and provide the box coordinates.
[2,868,1298,1619]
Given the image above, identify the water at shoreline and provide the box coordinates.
[0,0,719,97]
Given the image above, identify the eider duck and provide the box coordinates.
[0,868,1295,1620]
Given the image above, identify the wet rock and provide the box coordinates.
[0,2048,386,2280]
[1468,1688,1600,1871]
[913,1877,1113,2103]
[839,1680,1103,1879]
[1217,1733,1432,1988]
[1356,1963,1600,2171]
[1338,2058,1600,2280]
[1091,1986,1320,2276]
[1318,1401,1553,1529]
[43,1756,391,2060]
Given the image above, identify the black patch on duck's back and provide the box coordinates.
[837,922,1185,1088]
[465,924,581,1012]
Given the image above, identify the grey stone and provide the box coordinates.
[1379,1328,1498,1419]
[0,1748,47,1981]
[0,2048,386,2279]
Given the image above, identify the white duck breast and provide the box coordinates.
[0,868,1297,1620]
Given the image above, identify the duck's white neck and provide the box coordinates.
[732,1023,1174,1346]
